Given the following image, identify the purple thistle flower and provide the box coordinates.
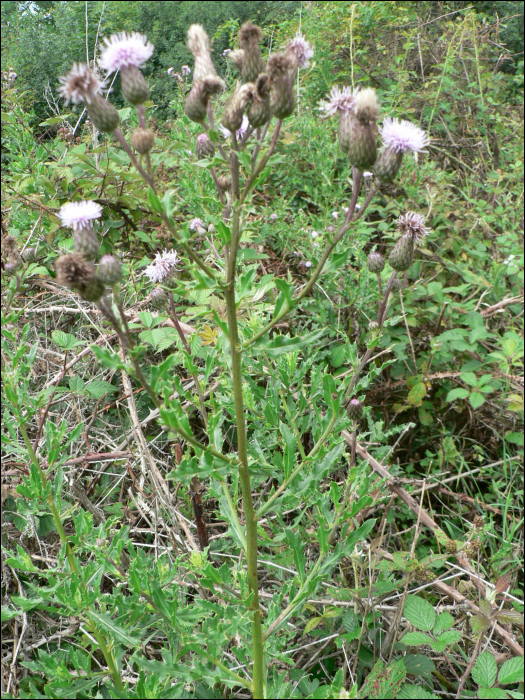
[219,114,250,140]
[59,201,102,230]
[379,117,429,153]
[397,212,430,245]
[58,63,103,105]
[320,86,358,117]
[99,32,154,73]
[270,213,278,221]
[287,32,314,68]
[189,217,205,231]
[142,250,180,283]
[305,261,312,268]
[181,65,191,76]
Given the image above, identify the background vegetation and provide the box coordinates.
[1,1,523,698]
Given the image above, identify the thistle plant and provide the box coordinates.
[5,21,441,699]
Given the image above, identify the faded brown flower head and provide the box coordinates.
[267,52,296,119]
[55,253,104,301]
[248,73,272,127]
[187,24,217,82]
[221,82,255,133]
[238,22,265,83]
[185,75,224,123]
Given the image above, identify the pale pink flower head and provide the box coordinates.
[219,114,250,140]
[99,32,154,73]
[181,65,191,77]
[379,118,429,153]
[287,32,314,68]
[59,201,102,230]
[189,217,205,231]
[397,211,430,245]
[320,86,358,117]
[142,250,180,283]
[58,63,103,104]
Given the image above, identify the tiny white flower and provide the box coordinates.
[311,230,318,238]
[305,261,312,268]
[363,171,374,177]
[332,211,339,219]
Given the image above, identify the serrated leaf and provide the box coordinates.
[504,432,524,446]
[402,632,432,646]
[447,388,469,402]
[402,654,435,676]
[430,630,462,651]
[304,616,323,635]
[403,596,435,631]
[498,655,524,685]
[472,651,497,688]
[69,376,85,393]
[88,610,141,647]
[501,338,517,357]
[433,612,454,635]
[138,311,155,328]
[461,371,478,387]
[407,382,426,406]
[469,391,485,409]
[85,380,118,399]
[477,688,510,699]
[190,333,202,357]
[342,610,359,635]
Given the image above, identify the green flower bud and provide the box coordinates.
[367,251,385,273]
[388,235,414,271]
[73,227,99,261]
[121,65,149,105]
[86,94,120,133]
[131,128,155,154]
[373,146,403,182]
[98,255,122,284]
[346,398,363,421]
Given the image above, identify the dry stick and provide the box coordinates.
[377,548,524,657]
[168,293,208,427]
[455,634,485,699]
[350,440,525,657]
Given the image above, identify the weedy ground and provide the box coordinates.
[1,3,523,699]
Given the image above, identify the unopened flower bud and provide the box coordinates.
[55,253,104,301]
[120,65,149,105]
[221,82,255,133]
[346,398,363,421]
[367,251,385,273]
[86,94,120,133]
[80,277,105,301]
[22,247,36,263]
[389,235,414,271]
[238,22,265,83]
[445,539,457,554]
[248,73,272,127]
[227,49,245,73]
[373,146,403,182]
[391,278,403,291]
[98,255,122,284]
[368,321,380,331]
[195,133,215,158]
[268,52,295,119]
[73,227,99,260]
[473,515,484,529]
[346,114,377,171]
[131,128,155,153]
[149,286,168,308]
[354,88,380,125]
[3,262,18,276]
[217,173,231,191]
[185,75,224,123]
[208,223,216,233]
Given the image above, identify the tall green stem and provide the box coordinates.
[225,207,264,698]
